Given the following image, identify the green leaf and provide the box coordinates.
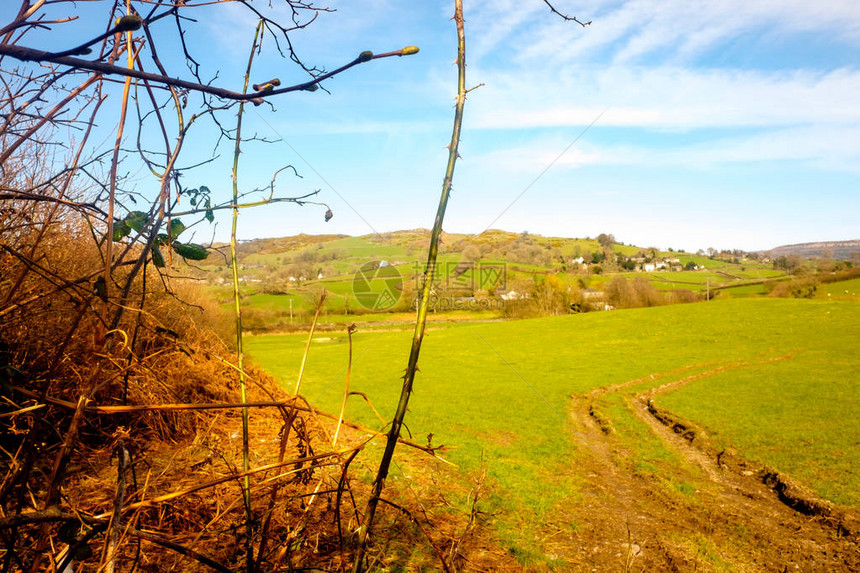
[205,209,214,223]
[155,233,170,246]
[1,365,24,394]
[113,14,142,32]
[58,522,79,543]
[172,242,209,261]
[112,221,131,242]
[94,276,107,301]
[151,245,165,268]
[199,185,210,195]
[167,218,186,240]
[72,543,93,560]
[124,211,148,232]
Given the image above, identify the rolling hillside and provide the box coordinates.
[191,229,852,328]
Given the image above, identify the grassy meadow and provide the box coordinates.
[247,297,860,557]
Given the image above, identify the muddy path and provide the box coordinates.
[556,360,860,572]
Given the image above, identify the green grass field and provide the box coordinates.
[247,298,860,556]
[824,277,860,300]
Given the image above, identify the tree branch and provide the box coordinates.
[0,43,419,103]
[541,0,592,26]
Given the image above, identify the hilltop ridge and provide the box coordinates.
[766,239,860,260]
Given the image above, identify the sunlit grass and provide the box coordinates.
[247,298,860,558]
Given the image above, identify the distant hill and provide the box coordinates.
[196,229,860,327]
[766,240,860,260]
[211,233,350,255]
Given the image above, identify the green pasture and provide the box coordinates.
[247,298,860,559]
[824,277,860,300]
[233,253,509,320]
[316,236,411,259]
[658,342,860,506]
[716,282,771,297]
[554,238,603,256]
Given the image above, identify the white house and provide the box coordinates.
[500,290,525,300]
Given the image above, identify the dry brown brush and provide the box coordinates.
[0,209,481,570]
[0,210,339,569]
[0,2,467,571]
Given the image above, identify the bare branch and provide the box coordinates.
[541,0,592,26]
[0,43,420,103]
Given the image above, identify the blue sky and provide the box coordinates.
[8,1,860,252]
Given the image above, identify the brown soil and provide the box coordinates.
[547,363,860,572]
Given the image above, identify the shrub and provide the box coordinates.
[605,276,665,309]
[770,277,820,299]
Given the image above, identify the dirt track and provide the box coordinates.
[552,364,860,572]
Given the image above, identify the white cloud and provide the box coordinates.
[464,0,545,61]
[467,123,860,173]
[468,142,605,173]
[467,65,860,130]
[471,0,860,66]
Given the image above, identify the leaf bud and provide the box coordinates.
[114,14,143,33]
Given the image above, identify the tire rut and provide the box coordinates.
[563,360,860,572]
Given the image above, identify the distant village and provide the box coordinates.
[568,255,705,273]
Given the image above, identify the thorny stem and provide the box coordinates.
[230,19,264,573]
[104,3,136,334]
[100,440,130,573]
[352,2,467,571]
[294,292,326,397]
[541,0,592,26]
[332,323,357,446]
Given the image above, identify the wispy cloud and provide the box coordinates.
[470,0,860,67]
[468,123,860,173]
[468,66,860,131]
